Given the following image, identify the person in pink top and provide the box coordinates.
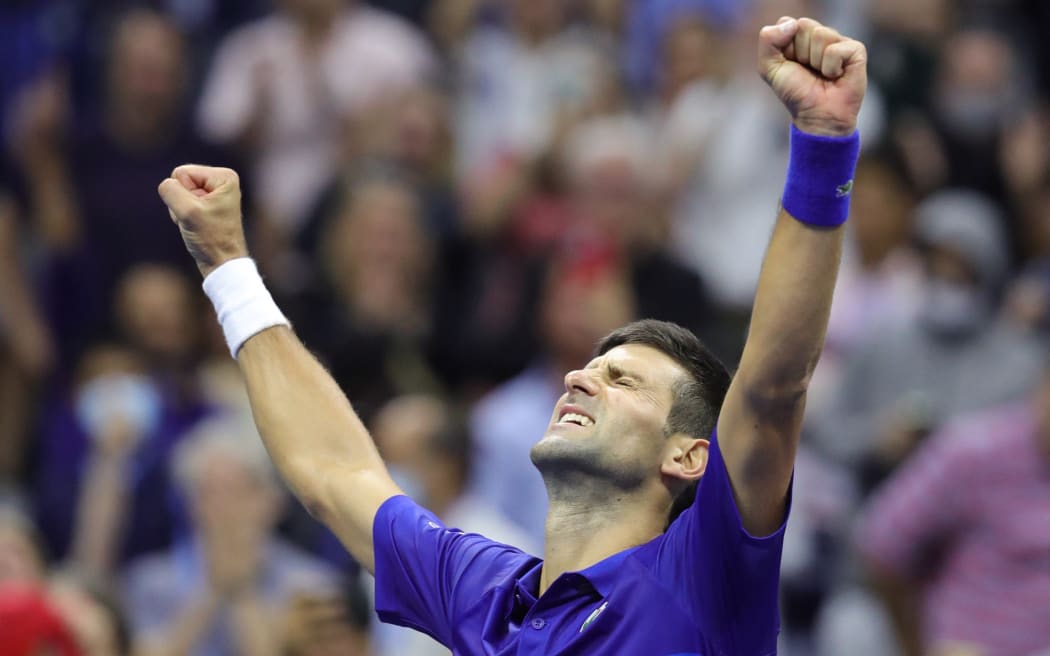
[858,360,1050,656]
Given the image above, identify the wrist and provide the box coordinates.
[781,124,861,227]
[202,258,290,357]
[793,117,858,138]
[195,242,249,278]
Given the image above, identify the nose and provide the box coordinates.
[564,368,599,396]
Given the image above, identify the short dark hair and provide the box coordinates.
[595,319,731,527]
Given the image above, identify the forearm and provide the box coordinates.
[737,212,843,399]
[70,453,131,578]
[869,566,924,656]
[23,155,80,250]
[236,327,397,567]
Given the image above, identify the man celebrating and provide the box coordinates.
[159,17,865,655]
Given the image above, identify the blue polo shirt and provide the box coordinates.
[373,432,788,655]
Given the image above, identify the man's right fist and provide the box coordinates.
[158,165,249,277]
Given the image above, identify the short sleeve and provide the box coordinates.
[372,495,536,645]
[650,432,788,655]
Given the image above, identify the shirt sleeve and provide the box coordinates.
[651,430,789,655]
[372,495,536,645]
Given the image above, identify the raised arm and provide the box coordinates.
[717,17,867,535]
[158,167,400,573]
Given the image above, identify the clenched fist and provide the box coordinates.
[758,17,867,137]
[158,165,249,277]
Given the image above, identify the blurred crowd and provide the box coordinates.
[1,0,1049,655]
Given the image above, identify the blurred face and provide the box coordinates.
[108,12,186,128]
[574,158,647,244]
[935,30,1017,138]
[117,266,197,362]
[919,245,988,335]
[531,344,684,490]
[190,454,278,538]
[331,182,428,282]
[508,0,565,39]
[540,270,635,366]
[390,89,447,173]
[850,160,913,265]
[661,18,720,97]
[0,522,45,584]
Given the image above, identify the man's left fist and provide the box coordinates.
[158,165,249,277]
[758,17,867,137]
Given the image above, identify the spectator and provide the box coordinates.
[197,0,434,238]
[0,506,48,585]
[124,416,339,656]
[561,115,717,345]
[0,191,54,487]
[453,0,610,178]
[113,265,203,377]
[289,170,443,422]
[0,508,131,656]
[856,362,1050,656]
[812,190,1045,481]
[0,508,80,655]
[893,26,1031,202]
[11,8,226,367]
[370,394,536,656]
[33,264,213,568]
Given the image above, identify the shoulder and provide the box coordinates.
[927,403,1034,462]
[268,539,341,581]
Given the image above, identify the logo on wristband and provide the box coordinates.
[836,180,854,198]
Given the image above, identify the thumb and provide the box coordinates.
[757,17,799,68]
[158,177,201,223]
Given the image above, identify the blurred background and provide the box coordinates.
[1,0,1049,654]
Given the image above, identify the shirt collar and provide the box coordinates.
[515,544,642,604]
[577,546,639,596]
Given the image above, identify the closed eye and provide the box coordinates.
[607,365,639,387]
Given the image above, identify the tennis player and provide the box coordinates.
[159,16,866,655]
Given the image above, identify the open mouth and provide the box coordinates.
[558,408,595,427]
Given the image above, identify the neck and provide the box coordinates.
[539,477,666,594]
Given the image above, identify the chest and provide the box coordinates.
[447,577,708,656]
[964,464,1050,563]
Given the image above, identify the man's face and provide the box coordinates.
[531,344,686,489]
[191,455,278,540]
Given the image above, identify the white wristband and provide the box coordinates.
[202,258,290,358]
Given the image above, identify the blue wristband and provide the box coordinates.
[781,124,861,227]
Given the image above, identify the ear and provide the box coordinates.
[660,435,709,482]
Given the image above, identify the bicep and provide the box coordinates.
[311,465,401,574]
